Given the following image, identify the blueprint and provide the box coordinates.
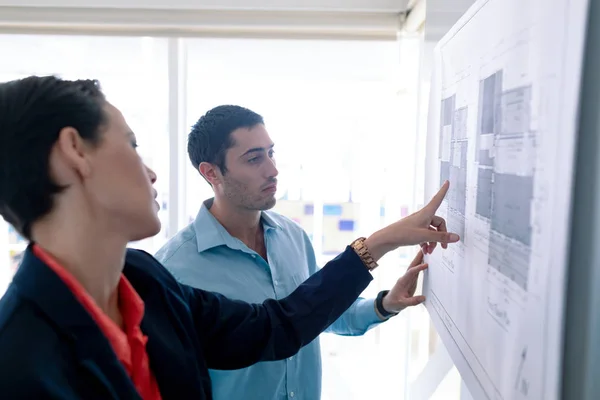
[423,0,589,399]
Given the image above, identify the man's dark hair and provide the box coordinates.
[188,105,264,176]
[0,75,107,240]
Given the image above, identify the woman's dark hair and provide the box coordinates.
[0,75,106,239]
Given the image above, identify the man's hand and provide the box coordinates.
[365,181,460,261]
[381,251,428,314]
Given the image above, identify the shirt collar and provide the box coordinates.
[192,198,281,254]
[31,244,145,361]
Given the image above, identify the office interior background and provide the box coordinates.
[0,0,476,398]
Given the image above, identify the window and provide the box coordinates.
[184,37,419,399]
[0,34,170,285]
[0,31,451,399]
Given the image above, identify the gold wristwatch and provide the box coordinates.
[350,237,378,271]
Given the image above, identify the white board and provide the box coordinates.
[423,0,589,399]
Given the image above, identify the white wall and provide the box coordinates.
[425,0,476,41]
[0,0,408,12]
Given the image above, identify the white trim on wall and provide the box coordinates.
[403,0,425,32]
[167,38,188,237]
[0,0,408,12]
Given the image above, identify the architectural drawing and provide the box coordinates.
[439,95,468,242]
[423,0,588,399]
[475,70,534,290]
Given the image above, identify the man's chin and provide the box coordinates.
[258,197,277,211]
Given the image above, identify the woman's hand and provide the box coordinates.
[365,181,459,261]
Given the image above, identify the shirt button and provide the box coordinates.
[251,254,256,258]
[274,280,279,285]
[288,356,293,361]
[290,392,295,398]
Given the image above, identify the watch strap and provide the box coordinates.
[376,290,398,318]
[350,237,378,271]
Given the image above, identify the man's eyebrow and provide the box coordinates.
[240,143,275,157]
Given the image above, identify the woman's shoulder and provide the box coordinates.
[124,248,180,286]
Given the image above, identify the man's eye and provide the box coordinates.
[248,156,261,163]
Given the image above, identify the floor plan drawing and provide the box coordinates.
[475,70,535,291]
[439,95,468,243]
[423,0,589,399]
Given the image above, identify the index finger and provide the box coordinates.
[424,180,450,214]
[408,262,429,276]
[408,250,424,268]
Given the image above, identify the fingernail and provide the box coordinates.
[448,233,460,242]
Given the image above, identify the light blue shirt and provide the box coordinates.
[155,199,383,400]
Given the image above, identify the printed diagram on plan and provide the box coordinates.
[422,0,587,399]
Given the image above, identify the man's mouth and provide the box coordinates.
[262,183,277,192]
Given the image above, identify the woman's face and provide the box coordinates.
[76,103,161,242]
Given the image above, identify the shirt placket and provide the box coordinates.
[264,231,298,400]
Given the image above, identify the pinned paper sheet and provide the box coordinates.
[422,0,589,399]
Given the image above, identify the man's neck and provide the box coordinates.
[209,199,263,248]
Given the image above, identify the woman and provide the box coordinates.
[0,76,458,399]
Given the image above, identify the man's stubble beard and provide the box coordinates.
[222,175,277,212]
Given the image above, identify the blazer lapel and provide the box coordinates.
[126,263,208,399]
[13,247,141,400]
[72,325,141,400]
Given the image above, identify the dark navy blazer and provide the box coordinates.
[0,245,372,399]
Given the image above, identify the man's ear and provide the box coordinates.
[199,162,221,186]
[53,127,92,182]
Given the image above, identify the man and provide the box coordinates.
[156,105,439,400]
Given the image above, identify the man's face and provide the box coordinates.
[217,124,279,211]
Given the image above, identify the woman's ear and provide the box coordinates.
[53,127,92,181]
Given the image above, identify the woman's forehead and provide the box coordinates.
[103,103,133,135]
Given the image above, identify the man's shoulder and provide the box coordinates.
[264,210,316,257]
[154,223,197,264]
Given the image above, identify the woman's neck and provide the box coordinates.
[30,210,127,317]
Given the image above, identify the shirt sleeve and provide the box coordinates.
[182,246,373,370]
[302,231,384,336]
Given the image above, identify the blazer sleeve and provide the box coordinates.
[182,246,373,370]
